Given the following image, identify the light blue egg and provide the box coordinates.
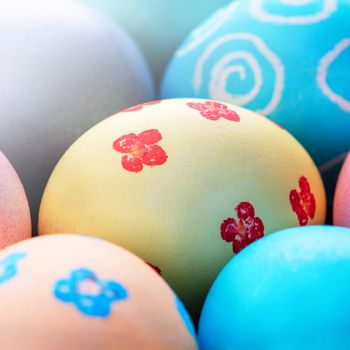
[161,0,350,200]
[74,0,230,85]
[198,225,350,350]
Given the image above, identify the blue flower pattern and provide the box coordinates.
[176,296,196,337]
[54,268,128,318]
[0,252,26,285]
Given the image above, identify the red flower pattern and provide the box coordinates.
[289,176,316,226]
[147,262,162,275]
[187,101,240,122]
[220,202,264,254]
[113,129,167,173]
[123,100,161,112]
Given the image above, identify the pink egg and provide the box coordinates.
[334,152,350,227]
[0,151,31,248]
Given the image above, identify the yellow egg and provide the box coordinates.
[0,235,197,349]
[39,98,326,316]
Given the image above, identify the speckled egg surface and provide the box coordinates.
[0,152,31,248]
[161,0,350,198]
[334,153,350,227]
[0,0,154,227]
[0,235,197,350]
[75,0,230,84]
[38,98,326,317]
[199,225,350,350]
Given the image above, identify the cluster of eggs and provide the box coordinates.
[0,0,349,349]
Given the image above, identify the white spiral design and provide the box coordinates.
[251,0,337,25]
[176,2,238,57]
[193,33,285,115]
[317,38,350,113]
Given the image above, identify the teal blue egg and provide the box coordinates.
[74,0,230,84]
[161,0,350,203]
[199,225,350,350]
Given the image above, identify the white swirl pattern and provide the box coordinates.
[251,0,337,24]
[193,33,285,115]
[176,2,238,57]
[317,38,350,113]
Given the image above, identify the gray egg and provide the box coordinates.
[0,0,155,230]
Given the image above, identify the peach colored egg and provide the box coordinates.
[0,152,31,248]
[334,152,350,227]
[0,235,197,350]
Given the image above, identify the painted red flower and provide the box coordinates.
[289,176,316,226]
[187,101,240,122]
[147,262,162,275]
[113,129,167,173]
[220,202,264,254]
[123,100,161,112]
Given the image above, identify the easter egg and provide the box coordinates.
[161,0,350,201]
[38,98,326,317]
[75,0,230,84]
[0,151,31,248]
[0,235,197,349]
[0,0,154,228]
[334,152,350,227]
[198,225,350,350]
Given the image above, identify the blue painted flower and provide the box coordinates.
[0,252,27,285]
[176,296,196,337]
[54,268,128,318]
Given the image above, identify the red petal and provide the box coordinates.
[187,102,204,111]
[142,144,167,166]
[223,110,240,122]
[236,202,255,221]
[220,218,238,242]
[211,102,240,122]
[147,262,162,275]
[138,129,162,145]
[232,237,246,254]
[308,194,316,219]
[289,189,301,212]
[122,104,144,112]
[290,189,309,225]
[113,133,139,153]
[299,176,311,194]
[121,155,143,172]
[251,217,265,237]
[300,192,316,220]
[298,211,309,226]
[123,100,162,112]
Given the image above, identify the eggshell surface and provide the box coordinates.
[334,153,350,227]
[0,235,197,350]
[75,0,230,84]
[39,98,326,316]
[161,0,350,199]
[199,225,350,350]
[0,152,31,248]
[0,0,154,227]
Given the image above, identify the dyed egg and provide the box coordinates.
[334,152,350,227]
[0,151,31,248]
[75,0,230,84]
[39,99,326,317]
[199,226,350,350]
[161,0,350,201]
[0,0,154,227]
[0,235,197,349]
